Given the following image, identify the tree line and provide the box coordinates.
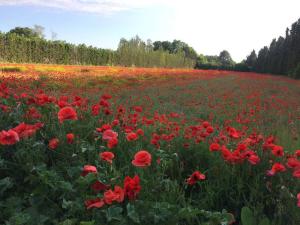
[243,18,300,78]
[1,19,299,77]
[0,26,195,68]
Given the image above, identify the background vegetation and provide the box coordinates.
[0,27,195,68]
[0,17,300,76]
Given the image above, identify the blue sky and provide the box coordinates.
[0,0,300,62]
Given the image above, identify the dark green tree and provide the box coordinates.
[219,50,234,67]
[245,50,257,70]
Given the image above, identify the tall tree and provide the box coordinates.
[245,50,257,69]
[219,50,234,67]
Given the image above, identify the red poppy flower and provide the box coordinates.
[209,143,220,152]
[124,175,141,200]
[186,171,206,185]
[267,163,286,176]
[48,138,59,150]
[0,130,19,145]
[96,124,112,133]
[206,126,214,134]
[113,185,125,203]
[286,157,300,168]
[107,138,118,149]
[81,165,97,177]
[104,186,124,204]
[104,189,116,205]
[85,198,105,210]
[13,122,41,139]
[91,104,101,116]
[293,168,300,178]
[132,150,152,168]
[91,180,110,192]
[202,121,210,128]
[126,132,138,141]
[66,133,75,144]
[272,145,284,157]
[58,106,78,123]
[102,129,118,141]
[100,151,115,164]
[101,94,112,100]
[297,193,300,207]
[248,154,260,165]
[136,129,144,136]
[112,119,120,126]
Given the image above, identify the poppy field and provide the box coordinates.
[0,64,300,225]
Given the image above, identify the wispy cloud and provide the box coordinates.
[0,0,169,14]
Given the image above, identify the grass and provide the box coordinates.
[0,66,27,72]
[0,64,299,225]
[35,65,66,73]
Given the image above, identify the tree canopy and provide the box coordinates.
[244,18,300,78]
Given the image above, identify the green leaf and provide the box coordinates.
[106,206,123,222]
[79,221,95,225]
[127,203,140,223]
[0,177,13,196]
[58,219,77,225]
[62,199,73,209]
[59,181,74,192]
[241,207,256,225]
[7,212,31,225]
[258,218,270,225]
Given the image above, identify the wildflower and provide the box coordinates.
[66,133,75,144]
[293,169,300,178]
[0,129,19,145]
[248,154,260,165]
[124,175,141,200]
[267,163,286,176]
[136,128,144,136]
[104,186,124,204]
[186,171,206,185]
[132,150,152,168]
[107,138,118,149]
[48,138,59,150]
[102,129,118,141]
[272,145,284,157]
[81,165,97,177]
[91,180,110,192]
[206,126,214,134]
[126,132,138,141]
[58,106,78,123]
[85,198,105,210]
[209,143,220,152]
[100,151,115,164]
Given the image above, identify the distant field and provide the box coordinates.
[1,63,300,224]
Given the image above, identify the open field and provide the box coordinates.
[0,64,300,225]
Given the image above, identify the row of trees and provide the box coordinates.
[0,31,115,65]
[0,26,195,68]
[117,37,195,68]
[244,18,300,78]
[194,50,247,71]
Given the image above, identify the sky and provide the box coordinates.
[0,0,299,62]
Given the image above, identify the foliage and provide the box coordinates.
[0,29,195,68]
[117,36,195,68]
[0,66,300,224]
[244,18,300,78]
[195,51,236,71]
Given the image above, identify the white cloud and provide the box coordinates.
[0,0,170,14]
